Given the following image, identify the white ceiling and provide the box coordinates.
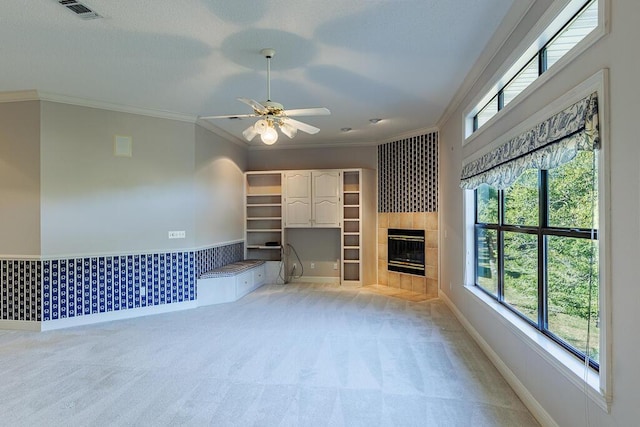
[1,0,518,148]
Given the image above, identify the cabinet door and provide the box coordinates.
[284,171,312,227]
[312,171,340,227]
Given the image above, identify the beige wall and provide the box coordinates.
[285,228,341,279]
[194,125,246,248]
[0,101,41,256]
[36,102,246,257]
[40,102,196,256]
[439,1,640,425]
[247,145,377,171]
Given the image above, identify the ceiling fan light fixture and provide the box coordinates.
[261,126,278,145]
[203,48,329,145]
[254,119,268,134]
[242,125,259,141]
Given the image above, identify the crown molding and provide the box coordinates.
[0,89,197,123]
[0,90,40,103]
[37,91,196,122]
[195,118,249,148]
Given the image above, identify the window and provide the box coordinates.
[470,0,599,133]
[474,150,599,368]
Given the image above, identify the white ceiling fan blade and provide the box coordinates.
[237,97,268,114]
[285,118,320,135]
[283,107,331,117]
[199,113,257,120]
[279,122,298,139]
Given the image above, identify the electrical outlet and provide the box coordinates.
[333,262,338,270]
[293,263,297,270]
[310,262,315,269]
[168,230,186,239]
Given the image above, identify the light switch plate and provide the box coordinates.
[168,230,186,239]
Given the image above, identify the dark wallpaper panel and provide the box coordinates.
[0,242,245,325]
[378,131,438,212]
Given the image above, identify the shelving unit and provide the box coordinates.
[245,172,283,261]
[339,169,377,285]
[244,168,376,285]
[341,170,362,283]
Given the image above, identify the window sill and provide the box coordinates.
[464,284,610,412]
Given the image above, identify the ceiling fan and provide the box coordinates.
[200,48,330,145]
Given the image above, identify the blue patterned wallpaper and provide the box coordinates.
[42,252,195,321]
[0,241,244,324]
[378,131,439,213]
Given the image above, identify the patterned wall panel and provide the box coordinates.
[378,131,438,212]
[0,260,41,321]
[1,241,245,325]
[41,251,196,321]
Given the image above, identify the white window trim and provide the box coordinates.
[463,0,609,143]
[462,69,611,411]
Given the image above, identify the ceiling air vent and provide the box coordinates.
[56,0,101,20]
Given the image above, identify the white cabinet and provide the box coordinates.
[284,171,312,227]
[312,171,341,227]
[284,170,340,228]
[197,263,266,306]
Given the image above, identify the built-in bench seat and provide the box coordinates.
[197,260,266,306]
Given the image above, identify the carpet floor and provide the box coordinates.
[0,283,539,426]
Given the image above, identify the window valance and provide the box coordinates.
[460,92,599,190]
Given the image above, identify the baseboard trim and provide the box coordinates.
[439,291,558,427]
[0,320,42,332]
[40,301,197,331]
[289,276,340,284]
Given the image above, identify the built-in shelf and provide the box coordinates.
[247,217,282,220]
[341,170,362,283]
[246,172,283,261]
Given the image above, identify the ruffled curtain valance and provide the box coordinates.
[460,92,599,190]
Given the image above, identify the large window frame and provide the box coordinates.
[462,70,610,410]
[474,166,599,370]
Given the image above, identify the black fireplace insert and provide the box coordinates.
[387,228,425,276]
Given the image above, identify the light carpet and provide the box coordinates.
[0,283,539,426]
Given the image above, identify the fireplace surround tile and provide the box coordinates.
[400,274,413,290]
[377,212,438,296]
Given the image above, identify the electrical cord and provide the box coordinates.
[278,243,303,284]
